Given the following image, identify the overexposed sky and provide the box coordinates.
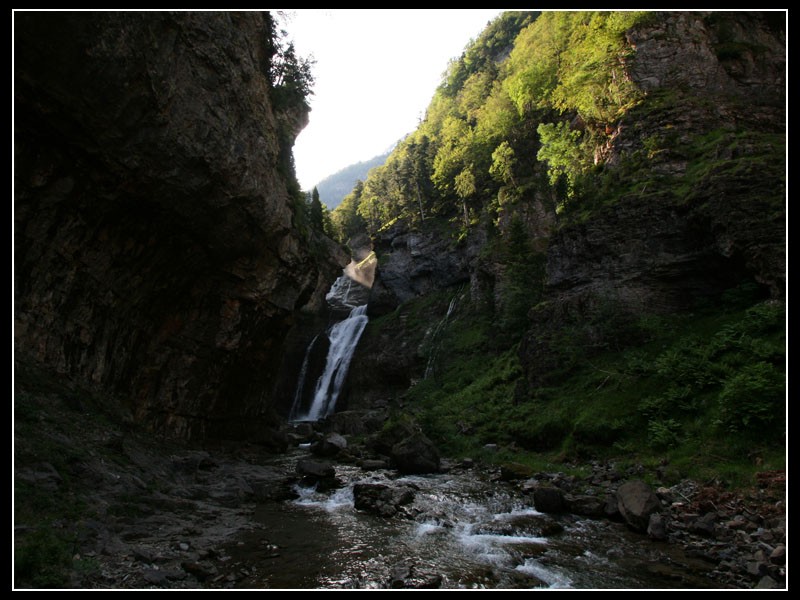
[284,9,504,190]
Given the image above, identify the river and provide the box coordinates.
[223,447,717,590]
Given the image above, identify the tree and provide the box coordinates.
[500,217,546,335]
[266,14,315,110]
[331,181,367,243]
[536,121,592,200]
[454,166,477,227]
[309,186,324,231]
[489,141,517,187]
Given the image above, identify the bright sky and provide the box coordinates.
[284,9,504,190]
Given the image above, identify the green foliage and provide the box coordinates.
[439,11,540,98]
[536,122,592,199]
[331,181,367,243]
[454,167,476,199]
[266,13,315,110]
[489,141,517,186]
[400,287,784,481]
[647,418,682,450]
[15,529,73,588]
[309,187,324,231]
[499,218,546,335]
[504,12,572,114]
[717,362,784,433]
[339,10,785,487]
[549,12,649,122]
[340,10,651,237]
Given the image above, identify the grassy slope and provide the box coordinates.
[385,284,784,487]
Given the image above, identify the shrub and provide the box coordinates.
[648,418,682,450]
[15,528,72,588]
[717,361,784,433]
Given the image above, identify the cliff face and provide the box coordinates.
[520,12,785,388]
[14,12,344,439]
[546,11,785,312]
[345,11,784,410]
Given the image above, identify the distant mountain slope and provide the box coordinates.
[314,151,391,209]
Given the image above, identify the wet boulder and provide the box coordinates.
[296,459,339,491]
[290,422,315,443]
[353,483,415,518]
[647,513,668,540]
[311,432,348,457]
[604,493,622,520]
[531,484,565,514]
[360,459,389,471]
[617,480,662,532]
[475,512,564,538]
[324,410,387,436]
[565,494,606,518]
[367,419,417,456]
[689,512,718,537]
[296,459,335,479]
[391,432,440,475]
[500,463,535,481]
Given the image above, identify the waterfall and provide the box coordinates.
[288,334,319,422]
[425,291,460,379]
[295,303,369,422]
[291,264,372,422]
[301,304,369,421]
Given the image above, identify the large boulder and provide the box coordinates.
[565,494,606,518]
[475,513,564,538]
[367,418,417,457]
[310,432,348,457]
[353,483,415,518]
[324,410,387,436]
[390,432,440,475]
[617,480,662,532]
[296,459,335,479]
[500,463,535,481]
[531,484,565,514]
[296,459,338,491]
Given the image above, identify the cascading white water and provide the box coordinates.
[296,303,369,421]
[288,334,319,422]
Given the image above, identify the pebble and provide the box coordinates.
[756,575,779,589]
[143,569,168,585]
[768,545,785,566]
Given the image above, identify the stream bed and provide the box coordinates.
[224,448,718,590]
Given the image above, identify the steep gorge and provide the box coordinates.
[14,12,345,440]
[12,10,786,591]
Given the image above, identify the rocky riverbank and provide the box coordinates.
[510,462,786,589]
[14,391,785,589]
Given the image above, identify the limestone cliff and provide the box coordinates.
[14,12,345,439]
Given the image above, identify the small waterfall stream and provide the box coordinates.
[424,288,462,380]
